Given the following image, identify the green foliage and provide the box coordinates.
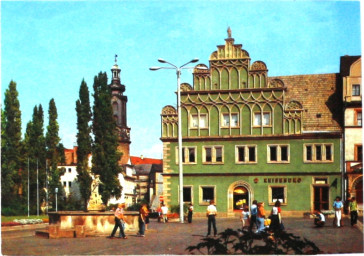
[91,72,122,204]
[22,106,47,212]
[126,199,149,211]
[2,81,23,207]
[76,79,93,210]
[46,98,61,171]
[186,228,321,255]
[170,203,189,214]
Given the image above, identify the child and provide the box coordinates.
[314,210,325,227]
[240,204,250,230]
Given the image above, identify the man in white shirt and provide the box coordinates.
[206,200,217,237]
[161,204,168,223]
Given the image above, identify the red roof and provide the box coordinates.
[130,156,162,165]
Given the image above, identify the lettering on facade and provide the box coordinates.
[262,177,302,183]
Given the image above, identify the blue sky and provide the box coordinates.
[1,1,362,159]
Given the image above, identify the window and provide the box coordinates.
[231,113,239,127]
[191,115,198,128]
[254,112,271,126]
[199,186,216,205]
[304,144,333,162]
[222,114,230,127]
[352,84,360,96]
[235,145,257,163]
[68,168,72,173]
[176,146,197,164]
[355,145,363,162]
[314,177,328,184]
[63,181,67,187]
[221,113,239,128]
[183,186,192,203]
[190,114,208,128]
[268,186,287,205]
[268,145,290,163]
[355,110,362,126]
[203,146,224,164]
[68,181,72,188]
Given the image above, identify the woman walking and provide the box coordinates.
[269,201,282,233]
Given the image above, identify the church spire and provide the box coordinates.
[110,54,125,93]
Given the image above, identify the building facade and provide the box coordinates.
[160,29,343,216]
[341,56,362,208]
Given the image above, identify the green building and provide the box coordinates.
[160,29,342,217]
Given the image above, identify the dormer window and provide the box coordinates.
[352,84,360,96]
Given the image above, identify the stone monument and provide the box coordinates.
[87,175,106,211]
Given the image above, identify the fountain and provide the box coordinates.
[39,175,139,239]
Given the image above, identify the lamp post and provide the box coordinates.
[150,58,199,223]
[55,187,58,212]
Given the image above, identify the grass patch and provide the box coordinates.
[1,215,48,223]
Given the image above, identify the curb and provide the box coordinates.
[2,223,48,232]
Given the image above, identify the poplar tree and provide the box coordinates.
[1,81,23,209]
[76,79,93,209]
[23,105,47,213]
[46,98,60,170]
[45,99,65,209]
[92,72,122,204]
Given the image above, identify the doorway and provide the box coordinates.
[233,186,249,210]
[313,186,329,211]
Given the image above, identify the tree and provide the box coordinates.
[46,98,61,170]
[91,72,122,204]
[75,79,93,210]
[23,105,47,213]
[45,98,65,211]
[1,81,23,211]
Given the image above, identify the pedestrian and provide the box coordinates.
[313,210,325,227]
[161,204,169,223]
[240,204,250,230]
[349,197,358,227]
[188,203,194,223]
[157,204,162,222]
[145,205,150,230]
[269,201,282,233]
[256,202,266,233]
[107,203,127,239]
[206,199,217,237]
[137,203,148,237]
[249,200,258,232]
[333,196,343,228]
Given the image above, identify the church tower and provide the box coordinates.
[109,55,131,165]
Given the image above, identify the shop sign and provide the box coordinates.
[261,177,302,183]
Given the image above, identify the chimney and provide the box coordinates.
[140,155,144,160]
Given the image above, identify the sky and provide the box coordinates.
[1,0,362,159]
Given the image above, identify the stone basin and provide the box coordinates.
[47,211,139,238]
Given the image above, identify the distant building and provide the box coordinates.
[160,29,343,217]
[58,146,83,200]
[131,156,163,208]
[341,56,362,209]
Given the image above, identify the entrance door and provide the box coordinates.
[233,186,249,210]
[314,186,329,211]
[355,179,363,204]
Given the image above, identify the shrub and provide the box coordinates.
[170,203,189,214]
[186,228,322,255]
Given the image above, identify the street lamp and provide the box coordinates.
[55,187,58,212]
[150,58,199,223]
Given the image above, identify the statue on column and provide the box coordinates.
[87,175,106,211]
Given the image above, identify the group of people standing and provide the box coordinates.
[314,196,358,228]
[242,200,283,234]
